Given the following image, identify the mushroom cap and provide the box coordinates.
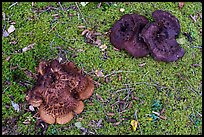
[73,101,84,114]
[123,14,149,57]
[56,112,74,124]
[26,59,94,124]
[141,22,185,62]
[74,76,95,100]
[110,13,149,58]
[110,14,136,49]
[152,10,180,36]
[39,104,56,124]
[37,60,48,75]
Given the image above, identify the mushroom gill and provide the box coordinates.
[26,59,94,124]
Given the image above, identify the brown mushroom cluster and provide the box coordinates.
[26,59,94,124]
[110,10,185,62]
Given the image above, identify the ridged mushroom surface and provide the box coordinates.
[26,59,94,124]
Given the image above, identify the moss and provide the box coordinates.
[2,2,202,135]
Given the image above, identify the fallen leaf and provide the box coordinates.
[95,70,104,77]
[8,25,15,34]
[138,63,146,67]
[5,56,11,61]
[29,105,35,111]
[9,41,17,45]
[78,25,86,29]
[94,32,102,36]
[75,122,82,129]
[96,119,102,127]
[22,43,36,52]
[113,121,120,126]
[99,44,107,51]
[113,47,120,51]
[190,14,198,23]
[160,108,165,115]
[120,8,125,12]
[118,74,122,81]
[23,120,31,125]
[3,30,9,37]
[130,120,138,131]
[107,112,115,116]
[81,29,89,36]
[80,2,89,7]
[178,2,184,10]
[159,115,167,120]
[106,118,117,123]
[94,39,102,46]
[11,101,20,112]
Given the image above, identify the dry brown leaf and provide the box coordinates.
[95,70,104,77]
[159,115,167,120]
[160,108,165,115]
[8,25,15,34]
[113,47,120,51]
[5,56,11,61]
[9,41,17,45]
[118,74,122,81]
[29,105,35,111]
[113,121,120,126]
[94,39,102,46]
[139,62,146,67]
[22,43,36,52]
[107,112,115,116]
[99,44,107,51]
[78,25,86,29]
[81,29,89,36]
[178,2,184,10]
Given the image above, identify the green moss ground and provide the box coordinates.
[2,2,202,135]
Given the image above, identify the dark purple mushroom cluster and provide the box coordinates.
[110,10,185,62]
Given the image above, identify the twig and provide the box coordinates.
[134,110,143,135]
[190,46,202,49]
[48,22,59,33]
[9,2,18,8]
[104,70,138,78]
[58,2,65,12]
[185,79,200,96]
[75,2,88,26]
[196,111,202,117]
[123,82,170,90]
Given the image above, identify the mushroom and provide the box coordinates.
[110,13,149,58]
[26,59,94,124]
[141,10,185,62]
[152,10,180,36]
